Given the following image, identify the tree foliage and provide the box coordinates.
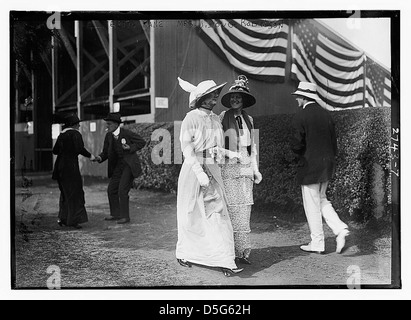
[12,20,53,72]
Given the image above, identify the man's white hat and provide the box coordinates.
[178,77,227,109]
[291,81,321,101]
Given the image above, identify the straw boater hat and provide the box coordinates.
[221,75,256,109]
[178,77,227,109]
[291,81,321,101]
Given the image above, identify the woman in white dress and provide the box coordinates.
[219,75,262,265]
[176,77,243,277]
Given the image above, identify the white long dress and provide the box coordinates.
[175,108,237,269]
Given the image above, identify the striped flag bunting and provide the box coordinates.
[291,19,366,110]
[365,57,391,108]
[197,19,289,82]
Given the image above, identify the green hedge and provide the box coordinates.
[127,107,391,222]
[126,122,181,193]
[253,107,391,222]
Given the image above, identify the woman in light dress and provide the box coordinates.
[175,77,243,277]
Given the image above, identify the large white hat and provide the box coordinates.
[178,77,227,109]
[291,81,321,101]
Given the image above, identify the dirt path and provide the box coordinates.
[13,177,392,289]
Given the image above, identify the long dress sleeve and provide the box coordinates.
[180,112,210,185]
[72,130,91,158]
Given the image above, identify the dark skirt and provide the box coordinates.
[57,173,88,226]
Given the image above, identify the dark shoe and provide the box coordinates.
[237,257,251,265]
[117,218,130,224]
[105,216,121,221]
[177,259,192,268]
[57,219,66,227]
[221,267,243,277]
[73,224,82,229]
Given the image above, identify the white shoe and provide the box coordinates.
[300,244,324,254]
[336,229,350,253]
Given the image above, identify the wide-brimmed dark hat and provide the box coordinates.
[63,114,81,126]
[221,75,256,109]
[104,112,122,124]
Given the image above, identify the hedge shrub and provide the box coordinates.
[126,107,391,222]
[126,122,181,193]
[253,107,391,222]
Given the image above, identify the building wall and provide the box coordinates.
[78,119,108,177]
[153,20,299,123]
[14,129,35,174]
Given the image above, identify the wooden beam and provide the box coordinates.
[113,57,150,94]
[83,50,108,73]
[22,65,32,84]
[108,20,115,112]
[139,21,150,44]
[81,73,109,100]
[118,45,149,71]
[75,21,82,118]
[118,46,140,67]
[56,59,108,106]
[66,30,108,71]
[56,26,77,68]
[15,60,19,122]
[39,51,52,77]
[92,20,110,57]
[117,34,147,49]
[56,84,76,106]
[51,35,57,110]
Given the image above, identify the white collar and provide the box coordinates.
[62,127,78,133]
[196,108,215,117]
[113,127,120,136]
[303,101,316,109]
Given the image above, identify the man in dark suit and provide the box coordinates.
[290,82,350,254]
[94,112,146,224]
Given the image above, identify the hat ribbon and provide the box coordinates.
[177,77,196,93]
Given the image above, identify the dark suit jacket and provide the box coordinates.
[290,102,337,185]
[99,128,146,178]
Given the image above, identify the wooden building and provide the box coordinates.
[13,15,391,175]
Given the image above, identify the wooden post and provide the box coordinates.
[150,21,155,121]
[108,20,114,112]
[75,20,83,118]
[363,55,367,108]
[15,59,19,122]
[51,35,57,112]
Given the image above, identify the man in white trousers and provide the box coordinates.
[290,81,350,254]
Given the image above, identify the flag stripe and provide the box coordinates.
[291,19,367,109]
[201,22,286,70]
[317,34,364,61]
[293,33,364,95]
[365,57,391,107]
[213,19,288,54]
[315,59,364,85]
[198,18,288,82]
